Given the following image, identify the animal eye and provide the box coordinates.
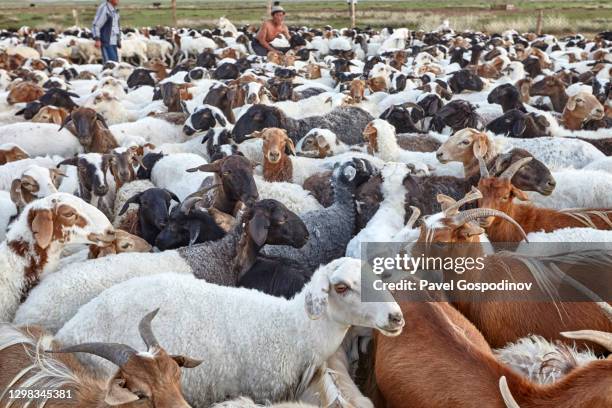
[222,171,231,176]
[121,243,131,249]
[502,195,510,201]
[334,283,349,294]
[461,140,470,145]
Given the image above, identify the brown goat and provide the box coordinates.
[367,300,612,408]
[59,108,119,154]
[367,76,387,93]
[304,63,322,80]
[251,127,296,183]
[0,310,201,408]
[32,106,70,125]
[477,158,612,242]
[0,144,29,164]
[562,91,605,130]
[530,76,568,112]
[6,81,44,105]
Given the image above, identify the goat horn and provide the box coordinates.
[138,308,161,350]
[52,343,137,368]
[401,102,425,115]
[180,197,202,214]
[477,156,490,178]
[498,376,521,408]
[443,187,483,217]
[406,206,421,228]
[451,208,529,242]
[500,157,532,180]
[561,330,612,353]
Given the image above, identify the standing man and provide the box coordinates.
[252,1,290,56]
[92,0,121,63]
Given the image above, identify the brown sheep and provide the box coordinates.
[6,81,44,105]
[31,106,70,125]
[562,91,605,130]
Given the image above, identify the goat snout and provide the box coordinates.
[591,107,604,120]
[435,150,446,162]
[183,125,196,136]
[88,229,116,246]
[94,184,109,196]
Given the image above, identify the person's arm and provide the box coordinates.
[256,23,275,52]
[282,25,291,40]
[92,4,108,48]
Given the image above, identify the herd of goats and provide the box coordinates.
[0,17,611,408]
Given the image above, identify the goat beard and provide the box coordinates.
[263,155,293,183]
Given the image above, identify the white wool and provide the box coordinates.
[329,37,352,52]
[346,162,412,258]
[255,175,323,215]
[236,139,264,164]
[494,334,599,384]
[296,128,349,156]
[112,179,156,226]
[528,169,612,209]
[14,251,191,333]
[110,117,185,146]
[0,123,83,158]
[566,82,592,97]
[583,157,612,174]
[368,119,462,177]
[20,165,59,198]
[154,136,208,157]
[0,191,17,241]
[496,136,604,171]
[151,153,211,201]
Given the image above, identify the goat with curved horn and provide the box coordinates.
[438,187,483,217]
[561,330,612,352]
[500,157,532,180]
[451,208,530,242]
[52,342,137,368]
[498,376,520,408]
[478,155,490,178]
[139,308,161,349]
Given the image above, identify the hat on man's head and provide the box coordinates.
[271,1,285,15]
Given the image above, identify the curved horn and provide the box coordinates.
[442,187,483,216]
[477,155,490,178]
[56,157,79,167]
[401,102,425,116]
[561,330,612,352]
[406,206,421,228]
[500,157,532,180]
[95,113,110,129]
[53,343,137,368]
[451,208,529,242]
[180,197,201,214]
[498,376,521,408]
[164,189,180,203]
[138,308,161,350]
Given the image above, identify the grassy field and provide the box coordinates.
[0,0,610,35]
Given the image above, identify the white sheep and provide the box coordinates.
[254,175,323,215]
[0,123,82,157]
[151,153,211,201]
[0,156,59,191]
[109,117,186,146]
[0,193,114,322]
[296,128,349,158]
[527,169,612,209]
[583,156,612,174]
[54,257,404,406]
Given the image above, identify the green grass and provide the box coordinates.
[0,0,610,35]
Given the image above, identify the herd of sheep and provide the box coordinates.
[0,17,611,408]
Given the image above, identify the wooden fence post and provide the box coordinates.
[172,0,177,27]
[536,9,543,35]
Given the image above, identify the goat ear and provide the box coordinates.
[511,186,529,201]
[96,113,110,129]
[164,190,180,203]
[57,157,79,167]
[316,134,329,148]
[104,378,140,406]
[30,208,54,249]
[213,112,227,127]
[171,355,204,368]
[304,271,330,320]
[180,100,191,115]
[458,222,485,238]
[472,134,489,159]
[285,138,296,156]
[58,113,72,132]
[566,97,577,111]
[511,117,526,137]
[248,209,270,247]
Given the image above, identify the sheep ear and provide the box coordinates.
[566,97,577,111]
[511,186,529,201]
[10,179,23,205]
[30,208,54,249]
[285,138,296,156]
[171,355,204,368]
[305,272,330,320]
[472,135,488,159]
[186,160,222,173]
[213,112,227,127]
[316,134,329,148]
[96,113,110,129]
[164,190,180,203]
[511,117,526,137]
[104,378,140,406]
[248,209,270,247]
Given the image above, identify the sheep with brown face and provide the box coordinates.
[31,105,70,125]
[10,165,66,210]
[349,78,367,103]
[88,229,152,259]
[59,107,119,154]
[562,91,605,130]
[253,127,296,183]
[6,81,44,105]
[0,144,29,165]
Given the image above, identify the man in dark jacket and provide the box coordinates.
[92,0,121,63]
